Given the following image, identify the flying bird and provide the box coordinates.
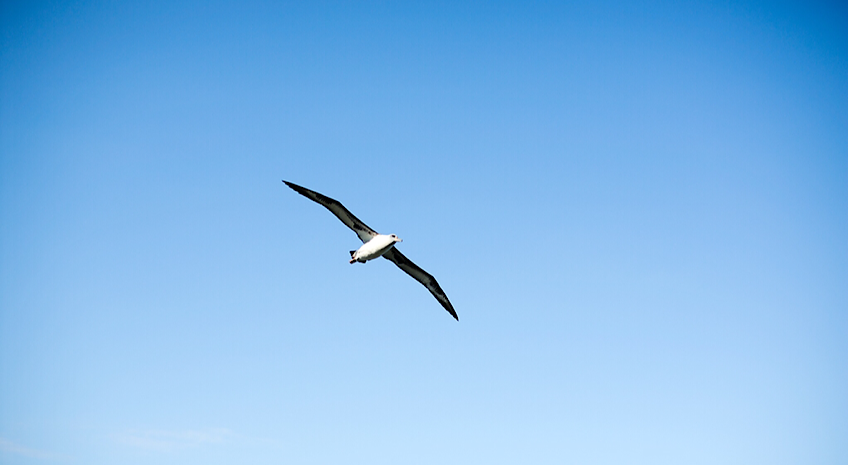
[283,180,458,320]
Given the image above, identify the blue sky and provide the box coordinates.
[1,1,846,464]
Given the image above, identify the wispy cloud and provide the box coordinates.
[113,428,234,451]
[0,437,59,460]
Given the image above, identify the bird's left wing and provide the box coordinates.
[382,247,458,320]
[283,181,379,243]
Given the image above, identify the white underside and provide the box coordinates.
[353,234,397,262]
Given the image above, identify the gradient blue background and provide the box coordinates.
[1,1,846,463]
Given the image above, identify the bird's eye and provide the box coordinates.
[391,234,396,238]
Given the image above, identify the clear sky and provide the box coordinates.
[1,1,846,464]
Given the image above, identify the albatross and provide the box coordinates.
[283,180,458,320]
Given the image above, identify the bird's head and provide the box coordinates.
[390,234,403,242]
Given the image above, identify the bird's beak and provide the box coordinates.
[397,238,403,242]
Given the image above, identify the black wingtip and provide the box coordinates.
[283,180,307,195]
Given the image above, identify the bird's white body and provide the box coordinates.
[351,234,400,263]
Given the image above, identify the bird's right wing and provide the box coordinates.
[383,247,458,320]
[283,181,379,243]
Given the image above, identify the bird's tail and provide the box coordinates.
[349,250,356,258]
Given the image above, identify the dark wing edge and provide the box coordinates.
[283,180,378,243]
[383,248,458,321]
